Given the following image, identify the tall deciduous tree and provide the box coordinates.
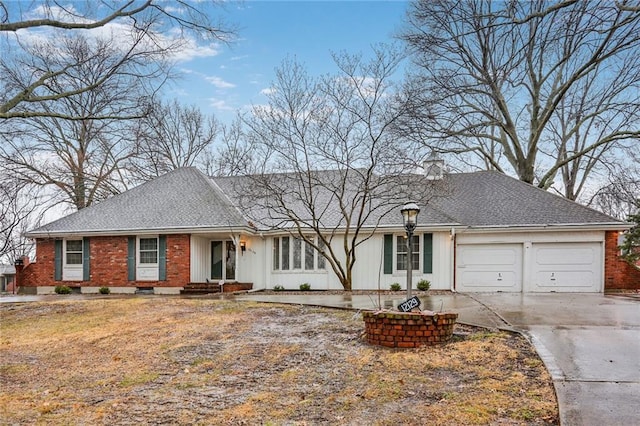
[0,1,234,212]
[401,0,640,199]
[0,0,233,119]
[0,175,46,263]
[131,99,220,181]
[1,34,150,210]
[239,48,429,291]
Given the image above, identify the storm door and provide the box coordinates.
[211,240,236,280]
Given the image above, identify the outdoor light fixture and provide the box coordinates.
[240,240,246,254]
[401,202,420,299]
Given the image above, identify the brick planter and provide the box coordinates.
[363,310,458,348]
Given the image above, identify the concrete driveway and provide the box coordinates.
[469,293,640,426]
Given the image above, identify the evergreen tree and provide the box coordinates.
[620,203,640,265]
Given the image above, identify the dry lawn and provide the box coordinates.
[0,297,558,425]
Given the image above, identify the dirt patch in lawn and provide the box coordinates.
[0,298,558,425]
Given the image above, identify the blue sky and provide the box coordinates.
[168,1,410,124]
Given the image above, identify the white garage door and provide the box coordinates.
[456,244,523,292]
[529,242,602,292]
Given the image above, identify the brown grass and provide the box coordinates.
[0,297,558,425]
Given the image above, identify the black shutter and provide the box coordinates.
[54,240,62,281]
[423,233,433,274]
[158,235,167,281]
[383,234,393,274]
[82,237,90,281]
[127,237,136,281]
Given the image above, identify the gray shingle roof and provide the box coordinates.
[27,168,247,236]
[214,170,620,230]
[27,167,622,237]
[431,171,619,227]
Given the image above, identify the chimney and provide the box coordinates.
[423,153,445,180]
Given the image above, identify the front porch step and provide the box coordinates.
[181,282,222,294]
[180,282,253,294]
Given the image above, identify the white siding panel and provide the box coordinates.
[190,236,209,283]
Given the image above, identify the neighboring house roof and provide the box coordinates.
[26,167,624,238]
[0,265,16,276]
[26,168,248,237]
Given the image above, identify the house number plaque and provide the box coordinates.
[398,296,421,312]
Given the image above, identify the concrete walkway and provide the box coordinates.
[238,291,640,426]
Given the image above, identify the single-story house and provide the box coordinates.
[17,166,639,294]
[0,264,16,293]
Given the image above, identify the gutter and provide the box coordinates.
[25,225,258,239]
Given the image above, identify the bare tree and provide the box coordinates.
[401,0,640,198]
[130,99,220,181]
[0,34,148,210]
[238,48,428,291]
[0,176,46,263]
[588,148,640,220]
[203,116,257,177]
[0,0,233,119]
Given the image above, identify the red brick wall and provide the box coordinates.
[604,231,640,291]
[363,311,458,348]
[20,239,56,287]
[20,234,191,288]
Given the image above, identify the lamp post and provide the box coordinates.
[401,202,420,300]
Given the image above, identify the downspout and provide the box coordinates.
[450,228,457,292]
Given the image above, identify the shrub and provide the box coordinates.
[54,285,72,294]
[99,286,111,294]
[299,283,311,291]
[273,284,284,292]
[417,279,431,291]
[390,283,401,291]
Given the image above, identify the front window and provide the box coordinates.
[139,237,158,264]
[65,240,83,265]
[273,236,326,271]
[397,235,419,271]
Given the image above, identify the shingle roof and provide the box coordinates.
[27,167,622,237]
[26,168,247,236]
[215,171,620,230]
[429,171,619,227]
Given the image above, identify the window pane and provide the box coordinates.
[66,240,83,265]
[411,235,420,270]
[397,236,407,270]
[293,238,302,269]
[66,253,83,265]
[305,240,314,270]
[140,251,157,264]
[140,238,157,251]
[226,241,236,280]
[273,238,280,270]
[282,237,290,270]
[396,235,419,270]
[317,239,326,269]
[66,240,83,252]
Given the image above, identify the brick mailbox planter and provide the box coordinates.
[363,310,458,348]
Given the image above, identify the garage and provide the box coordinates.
[456,244,523,292]
[529,242,602,292]
[456,240,603,293]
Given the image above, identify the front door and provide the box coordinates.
[211,241,236,280]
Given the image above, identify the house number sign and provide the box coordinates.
[398,296,421,312]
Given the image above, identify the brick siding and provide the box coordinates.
[604,230,640,291]
[20,234,191,288]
